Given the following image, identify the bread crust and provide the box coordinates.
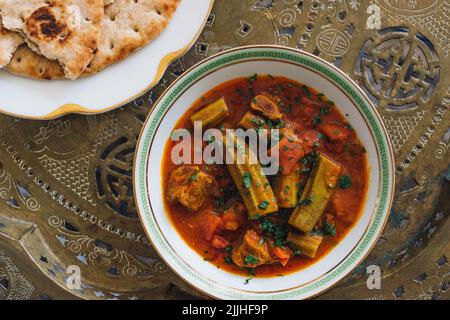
[4,0,180,80]
[0,0,104,79]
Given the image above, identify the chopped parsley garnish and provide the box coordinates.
[224,246,234,265]
[302,167,311,174]
[189,170,199,181]
[312,115,322,127]
[244,255,259,265]
[246,268,256,276]
[320,107,330,115]
[266,119,285,129]
[251,117,266,130]
[259,218,288,247]
[302,85,311,97]
[301,152,319,166]
[344,123,354,130]
[205,134,215,144]
[338,175,352,189]
[258,200,270,210]
[248,74,257,83]
[298,197,313,207]
[243,172,252,189]
[323,222,337,237]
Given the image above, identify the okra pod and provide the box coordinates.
[190,98,230,128]
[287,232,323,258]
[238,111,267,130]
[289,154,342,232]
[225,134,278,219]
[272,167,302,208]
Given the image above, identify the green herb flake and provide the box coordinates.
[344,123,354,131]
[260,218,288,247]
[320,107,330,115]
[244,255,259,265]
[243,172,252,189]
[338,175,352,189]
[298,197,313,207]
[302,85,311,97]
[248,74,257,83]
[224,256,233,264]
[258,200,270,210]
[323,222,337,237]
[312,115,322,127]
[189,170,199,182]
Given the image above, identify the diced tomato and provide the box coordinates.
[200,212,223,241]
[211,235,230,249]
[291,104,317,119]
[222,202,246,231]
[276,134,305,175]
[301,96,313,107]
[299,130,320,150]
[272,246,292,266]
[319,123,349,142]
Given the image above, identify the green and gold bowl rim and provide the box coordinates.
[133,45,395,300]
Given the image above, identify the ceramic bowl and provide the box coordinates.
[134,45,395,299]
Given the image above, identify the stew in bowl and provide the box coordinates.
[134,46,394,299]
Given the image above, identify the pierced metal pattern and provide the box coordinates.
[0,0,448,300]
[355,27,440,111]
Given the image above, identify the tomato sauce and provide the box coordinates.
[162,75,368,277]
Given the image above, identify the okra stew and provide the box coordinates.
[162,75,368,277]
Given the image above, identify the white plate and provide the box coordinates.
[0,0,213,119]
[134,46,395,299]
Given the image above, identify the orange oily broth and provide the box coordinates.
[162,75,369,277]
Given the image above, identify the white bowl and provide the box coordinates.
[134,46,395,299]
[0,0,213,119]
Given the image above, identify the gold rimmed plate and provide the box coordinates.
[0,0,214,120]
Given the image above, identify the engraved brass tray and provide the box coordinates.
[0,0,448,300]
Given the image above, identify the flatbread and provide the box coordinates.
[6,44,65,79]
[84,0,180,75]
[4,0,180,80]
[0,0,104,79]
[0,17,24,68]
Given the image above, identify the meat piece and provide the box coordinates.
[331,190,355,224]
[200,212,223,241]
[250,94,282,120]
[272,246,293,266]
[319,123,349,142]
[211,235,230,249]
[299,130,321,150]
[221,201,246,230]
[167,166,214,211]
[274,129,305,175]
[232,229,275,268]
